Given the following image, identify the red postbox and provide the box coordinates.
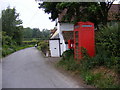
[68,39,74,49]
[74,21,95,60]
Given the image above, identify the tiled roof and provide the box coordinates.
[62,31,74,43]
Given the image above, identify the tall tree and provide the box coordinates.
[39,2,60,21]
[38,1,116,29]
[98,2,115,25]
[2,7,23,44]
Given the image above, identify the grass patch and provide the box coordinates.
[2,44,33,57]
[89,67,119,88]
[57,49,79,71]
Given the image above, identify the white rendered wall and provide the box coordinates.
[60,23,74,31]
[57,23,65,55]
[57,22,74,55]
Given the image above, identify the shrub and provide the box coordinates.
[62,49,74,60]
[38,41,49,55]
[57,49,79,71]
[96,22,120,57]
[2,31,34,57]
[2,47,14,57]
[95,22,120,73]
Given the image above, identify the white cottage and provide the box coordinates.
[49,14,74,57]
[49,28,61,57]
[49,8,74,57]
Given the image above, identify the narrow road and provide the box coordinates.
[2,47,83,88]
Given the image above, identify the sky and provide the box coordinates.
[0,0,119,30]
[0,0,56,30]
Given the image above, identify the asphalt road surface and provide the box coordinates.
[2,47,83,88]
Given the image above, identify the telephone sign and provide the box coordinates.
[82,25,92,27]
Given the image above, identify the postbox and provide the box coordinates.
[74,21,95,60]
[68,39,74,49]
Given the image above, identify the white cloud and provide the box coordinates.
[0,0,55,30]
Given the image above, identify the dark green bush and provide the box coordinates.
[62,49,74,60]
[58,49,79,71]
[2,47,14,57]
[95,22,120,73]
[80,47,120,73]
[96,22,120,57]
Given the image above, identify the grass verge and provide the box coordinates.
[57,50,120,88]
[2,44,33,57]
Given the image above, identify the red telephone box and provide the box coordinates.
[68,39,74,49]
[74,21,95,60]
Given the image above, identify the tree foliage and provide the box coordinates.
[41,29,50,39]
[38,1,115,29]
[23,27,33,38]
[96,22,120,57]
[2,7,23,45]
[39,2,60,21]
[23,27,50,40]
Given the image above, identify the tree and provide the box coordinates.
[23,27,33,38]
[97,1,115,25]
[13,26,23,44]
[2,7,23,45]
[39,2,60,21]
[38,1,116,29]
[41,29,50,39]
[32,28,42,38]
[23,27,50,40]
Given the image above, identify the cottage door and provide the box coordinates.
[49,39,60,57]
